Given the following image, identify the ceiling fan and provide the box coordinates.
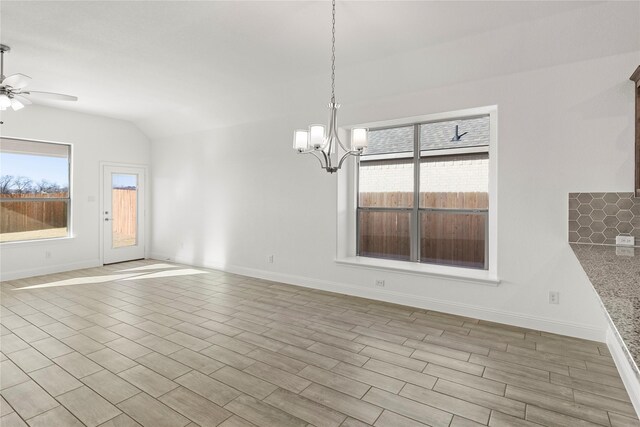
[0,44,78,111]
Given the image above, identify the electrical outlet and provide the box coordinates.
[375,279,385,287]
[267,255,274,264]
[616,247,635,257]
[549,291,559,305]
[616,235,635,247]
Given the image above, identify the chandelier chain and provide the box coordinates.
[330,0,336,103]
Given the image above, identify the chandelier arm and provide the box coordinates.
[332,126,350,153]
[327,103,350,153]
[337,150,360,170]
[301,147,318,154]
[320,146,334,169]
[304,150,328,169]
[332,133,350,154]
[325,104,337,151]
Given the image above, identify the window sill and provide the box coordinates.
[1,236,76,247]
[335,256,500,286]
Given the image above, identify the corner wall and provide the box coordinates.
[0,106,150,280]
[149,49,639,341]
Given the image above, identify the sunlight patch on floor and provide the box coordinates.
[117,263,180,272]
[12,266,209,290]
[121,268,208,280]
[13,273,143,290]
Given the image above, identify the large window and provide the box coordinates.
[0,138,71,242]
[357,115,490,270]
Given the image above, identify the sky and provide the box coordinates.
[112,174,137,188]
[0,153,69,186]
[0,152,138,190]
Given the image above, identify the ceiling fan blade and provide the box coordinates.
[25,91,77,101]
[0,94,10,109]
[14,95,32,105]
[2,73,31,89]
[10,98,25,111]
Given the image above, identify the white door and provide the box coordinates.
[103,165,145,264]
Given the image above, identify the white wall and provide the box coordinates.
[150,49,637,341]
[0,105,150,280]
[149,0,640,343]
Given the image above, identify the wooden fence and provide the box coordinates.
[0,192,68,233]
[359,191,488,209]
[0,190,136,241]
[111,189,137,247]
[358,192,487,268]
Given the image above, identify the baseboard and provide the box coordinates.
[0,259,102,282]
[606,328,640,418]
[149,253,605,342]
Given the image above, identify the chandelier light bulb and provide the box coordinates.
[309,125,326,150]
[293,130,309,151]
[351,128,368,150]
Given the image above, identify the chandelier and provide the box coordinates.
[292,0,368,173]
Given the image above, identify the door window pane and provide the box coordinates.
[359,159,414,208]
[419,153,489,209]
[358,211,411,260]
[420,211,486,269]
[112,174,138,248]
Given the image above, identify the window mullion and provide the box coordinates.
[356,157,360,257]
[411,124,420,262]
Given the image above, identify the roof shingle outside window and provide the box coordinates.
[362,116,489,156]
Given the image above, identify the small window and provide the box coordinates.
[357,115,490,270]
[0,138,71,242]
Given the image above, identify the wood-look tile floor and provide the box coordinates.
[1,260,638,427]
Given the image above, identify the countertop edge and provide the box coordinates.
[569,244,640,381]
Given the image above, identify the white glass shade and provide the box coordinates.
[0,94,10,109]
[351,128,368,150]
[293,129,309,151]
[309,124,325,149]
[10,98,24,111]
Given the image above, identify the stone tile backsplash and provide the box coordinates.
[569,192,640,245]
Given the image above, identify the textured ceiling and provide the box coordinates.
[0,1,603,128]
